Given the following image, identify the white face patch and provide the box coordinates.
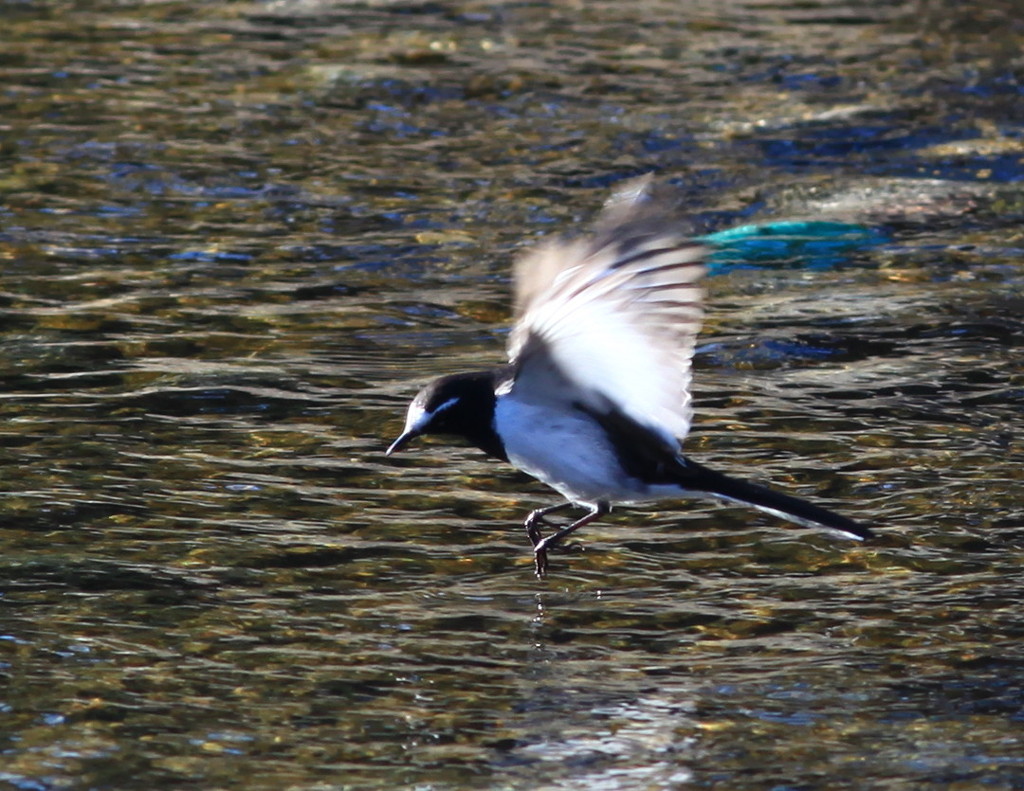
[402,403,427,434]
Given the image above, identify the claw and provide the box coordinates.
[534,544,549,577]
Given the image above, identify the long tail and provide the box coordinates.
[676,455,873,541]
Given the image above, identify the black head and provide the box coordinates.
[386,370,507,460]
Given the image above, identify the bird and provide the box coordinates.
[387,177,873,576]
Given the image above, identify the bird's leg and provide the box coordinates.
[533,502,610,578]
[524,501,574,547]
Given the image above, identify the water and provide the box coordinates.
[1,0,1023,788]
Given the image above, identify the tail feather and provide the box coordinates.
[677,456,873,541]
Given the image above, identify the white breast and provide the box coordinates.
[494,395,666,506]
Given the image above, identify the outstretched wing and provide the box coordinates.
[507,178,706,448]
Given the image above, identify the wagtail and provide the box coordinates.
[388,178,872,576]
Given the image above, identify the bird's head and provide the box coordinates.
[386,371,499,456]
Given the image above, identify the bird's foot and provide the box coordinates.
[524,503,572,547]
[526,502,600,577]
[533,533,558,577]
[532,536,585,577]
[525,514,550,548]
[534,546,548,578]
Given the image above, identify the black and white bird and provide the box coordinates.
[387,178,873,576]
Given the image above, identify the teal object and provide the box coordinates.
[697,220,888,274]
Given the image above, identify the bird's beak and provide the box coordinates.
[386,428,421,456]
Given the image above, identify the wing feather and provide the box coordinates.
[507,179,706,447]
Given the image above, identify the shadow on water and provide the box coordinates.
[1,0,1023,789]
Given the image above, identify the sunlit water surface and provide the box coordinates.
[1,1,1023,789]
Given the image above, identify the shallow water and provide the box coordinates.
[1,1,1023,789]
